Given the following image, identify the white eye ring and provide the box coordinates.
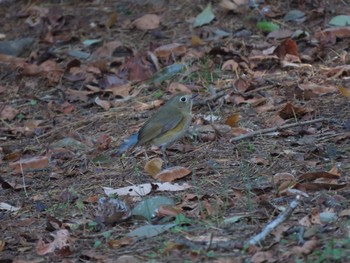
[180,96,187,102]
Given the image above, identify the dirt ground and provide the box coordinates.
[1,0,350,262]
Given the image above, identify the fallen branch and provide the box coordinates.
[247,195,301,246]
[230,118,326,142]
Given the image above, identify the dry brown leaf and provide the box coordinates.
[132,14,160,30]
[251,251,275,263]
[10,156,49,173]
[0,105,19,120]
[298,83,337,96]
[291,239,317,255]
[154,43,186,59]
[105,11,117,29]
[156,205,182,217]
[108,237,134,248]
[299,171,340,181]
[106,83,132,98]
[219,0,247,11]
[274,38,299,59]
[154,166,191,182]
[92,40,122,59]
[95,96,111,111]
[133,99,163,111]
[36,229,72,256]
[224,113,240,127]
[221,59,239,72]
[167,82,192,94]
[66,88,93,103]
[315,27,350,43]
[144,158,163,176]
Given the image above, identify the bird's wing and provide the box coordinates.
[136,110,184,145]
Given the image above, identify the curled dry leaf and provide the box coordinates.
[95,96,111,111]
[221,59,239,72]
[144,158,163,176]
[153,166,191,182]
[132,14,160,30]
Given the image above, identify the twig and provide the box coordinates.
[175,237,243,251]
[230,118,326,142]
[194,90,227,106]
[247,195,301,246]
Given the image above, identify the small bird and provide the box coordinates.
[114,93,196,165]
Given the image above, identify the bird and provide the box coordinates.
[114,93,196,165]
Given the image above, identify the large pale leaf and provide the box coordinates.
[193,3,215,28]
[329,15,350,26]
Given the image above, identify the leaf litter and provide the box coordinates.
[0,0,350,262]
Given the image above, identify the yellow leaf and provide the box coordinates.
[144,158,163,176]
[339,85,350,97]
[191,35,205,47]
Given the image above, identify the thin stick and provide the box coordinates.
[194,90,227,106]
[230,118,326,142]
[247,195,301,246]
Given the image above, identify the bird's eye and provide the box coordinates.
[180,96,187,102]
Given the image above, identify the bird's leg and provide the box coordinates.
[161,145,168,168]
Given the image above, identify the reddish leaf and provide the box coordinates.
[10,156,49,173]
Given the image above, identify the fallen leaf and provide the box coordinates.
[193,3,215,28]
[106,83,132,98]
[36,229,72,256]
[154,166,191,182]
[0,105,19,120]
[221,59,239,72]
[219,0,247,11]
[339,85,350,97]
[167,82,192,94]
[105,11,117,29]
[154,43,186,60]
[10,156,49,173]
[108,237,134,248]
[0,202,20,212]
[103,182,191,196]
[95,96,111,110]
[224,113,240,127]
[132,14,160,30]
[144,158,163,176]
[191,35,205,46]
